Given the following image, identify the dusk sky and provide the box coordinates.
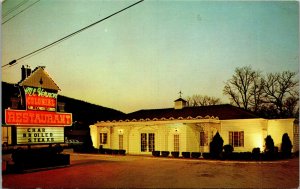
[2,0,299,113]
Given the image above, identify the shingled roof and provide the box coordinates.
[18,66,60,91]
[114,104,259,121]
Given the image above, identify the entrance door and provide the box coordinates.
[141,133,155,152]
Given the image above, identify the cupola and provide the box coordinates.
[174,91,187,109]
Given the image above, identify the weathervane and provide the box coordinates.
[179,91,183,98]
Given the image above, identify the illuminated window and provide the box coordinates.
[229,131,244,147]
[100,133,107,144]
[119,135,123,150]
[174,134,179,151]
[200,131,208,146]
[141,133,155,152]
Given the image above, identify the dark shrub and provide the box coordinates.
[252,148,260,160]
[161,151,170,157]
[202,153,211,159]
[171,151,179,158]
[222,144,234,160]
[229,152,239,160]
[241,152,252,160]
[152,151,160,157]
[264,135,275,160]
[105,149,112,155]
[118,150,126,155]
[182,152,191,158]
[191,152,201,158]
[99,145,105,154]
[209,132,224,159]
[281,133,293,159]
[112,149,119,155]
[223,144,234,153]
[274,146,278,153]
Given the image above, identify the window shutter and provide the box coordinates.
[229,132,233,146]
[240,131,244,147]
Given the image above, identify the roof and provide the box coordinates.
[18,66,60,91]
[174,98,187,102]
[114,104,259,121]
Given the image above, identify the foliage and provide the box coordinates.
[223,144,234,154]
[223,66,261,111]
[209,132,224,159]
[202,153,211,159]
[171,151,179,158]
[221,144,234,160]
[264,135,275,159]
[186,95,222,107]
[182,152,191,158]
[223,67,299,118]
[152,151,160,157]
[161,151,170,157]
[252,148,260,160]
[191,152,201,158]
[281,133,293,158]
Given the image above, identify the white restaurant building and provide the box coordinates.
[90,98,298,155]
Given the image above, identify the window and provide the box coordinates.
[148,133,155,152]
[200,131,208,146]
[100,133,107,144]
[229,131,244,147]
[174,134,179,151]
[141,133,147,152]
[119,135,123,150]
[141,133,155,152]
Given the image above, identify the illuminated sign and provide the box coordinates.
[17,127,64,144]
[5,109,72,126]
[26,95,57,111]
[24,87,57,111]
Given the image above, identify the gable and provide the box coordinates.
[18,67,60,91]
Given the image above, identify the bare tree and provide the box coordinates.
[223,66,299,118]
[223,66,261,111]
[186,95,221,106]
[262,71,299,117]
[249,72,265,113]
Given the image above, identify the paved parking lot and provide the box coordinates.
[2,152,299,188]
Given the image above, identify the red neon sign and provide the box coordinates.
[5,109,72,126]
[24,87,58,111]
[26,95,57,111]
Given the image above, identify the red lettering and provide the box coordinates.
[16,112,22,123]
[6,111,15,124]
[23,113,29,123]
[5,109,72,126]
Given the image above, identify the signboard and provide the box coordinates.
[5,109,72,126]
[17,127,64,144]
[24,87,57,111]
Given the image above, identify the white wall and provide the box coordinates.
[267,119,295,151]
[90,118,295,155]
[220,119,267,152]
[89,125,98,149]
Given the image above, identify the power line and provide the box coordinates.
[2,0,144,68]
[2,0,29,18]
[2,0,41,25]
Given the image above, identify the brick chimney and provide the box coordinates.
[21,65,31,80]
